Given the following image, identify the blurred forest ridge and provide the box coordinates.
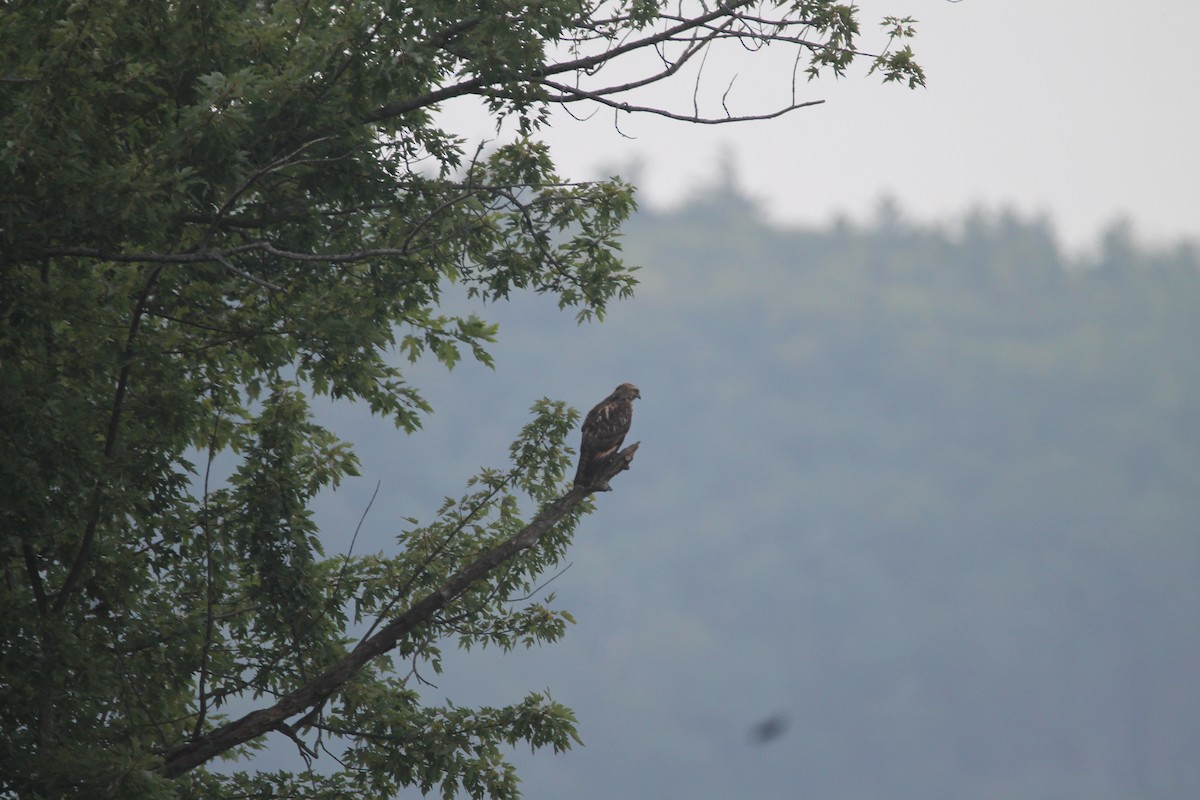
[354,179,1200,800]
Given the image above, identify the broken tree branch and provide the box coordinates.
[159,442,638,778]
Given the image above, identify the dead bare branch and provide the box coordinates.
[543,79,824,123]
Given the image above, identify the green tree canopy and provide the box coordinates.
[0,2,921,797]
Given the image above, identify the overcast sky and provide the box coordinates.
[446,0,1199,253]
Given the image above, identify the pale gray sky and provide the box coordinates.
[445,0,1200,252]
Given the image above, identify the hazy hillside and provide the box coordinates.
[308,182,1200,799]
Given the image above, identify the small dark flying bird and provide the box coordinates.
[574,383,640,487]
[748,713,789,745]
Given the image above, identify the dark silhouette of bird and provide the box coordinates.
[748,713,789,745]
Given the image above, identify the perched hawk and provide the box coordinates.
[573,383,640,487]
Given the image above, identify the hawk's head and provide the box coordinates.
[612,383,641,401]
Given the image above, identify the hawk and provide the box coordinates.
[573,383,640,487]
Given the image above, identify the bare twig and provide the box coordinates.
[193,401,225,739]
[214,253,282,291]
[543,79,824,123]
[274,721,318,768]
[329,480,381,604]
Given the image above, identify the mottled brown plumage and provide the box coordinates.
[574,383,640,487]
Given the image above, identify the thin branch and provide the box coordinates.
[52,266,165,614]
[408,653,439,689]
[214,253,282,291]
[543,79,824,123]
[399,141,489,255]
[274,721,317,768]
[193,401,225,739]
[361,475,512,644]
[508,562,573,604]
[329,480,380,603]
[721,74,737,117]
[199,135,338,251]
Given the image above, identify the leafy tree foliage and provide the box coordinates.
[0,1,920,797]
